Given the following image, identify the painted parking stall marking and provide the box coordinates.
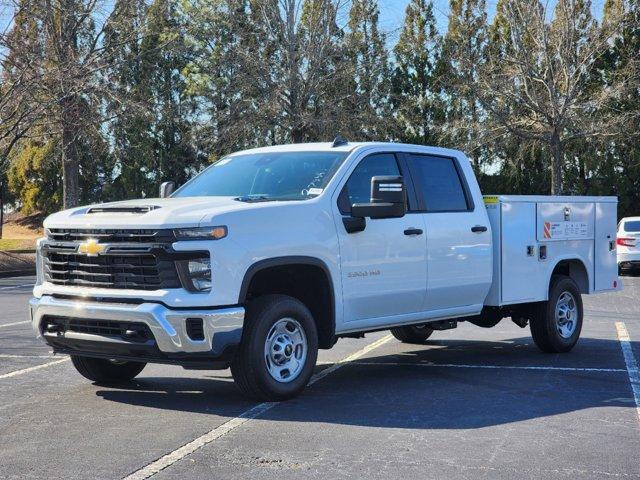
[0,358,70,380]
[0,283,34,291]
[123,334,394,480]
[0,320,30,329]
[348,361,628,373]
[615,322,640,423]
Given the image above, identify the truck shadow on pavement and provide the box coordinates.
[95,335,639,430]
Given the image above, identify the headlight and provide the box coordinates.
[177,257,212,292]
[173,226,227,240]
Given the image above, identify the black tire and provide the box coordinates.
[231,295,318,401]
[390,324,434,344]
[70,356,146,384]
[530,275,583,353]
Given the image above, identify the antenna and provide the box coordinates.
[332,135,348,147]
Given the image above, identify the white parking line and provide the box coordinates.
[0,284,34,290]
[123,334,394,480]
[0,320,30,329]
[0,354,54,359]
[349,361,627,373]
[615,322,640,423]
[0,358,70,380]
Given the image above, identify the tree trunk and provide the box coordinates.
[291,126,304,143]
[550,131,563,195]
[62,122,79,209]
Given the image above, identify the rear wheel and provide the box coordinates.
[70,356,146,384]
[231,295,318,401]
[390,324,434,344]
[530,275,583,353]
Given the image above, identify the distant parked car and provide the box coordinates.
[617,217,640,274]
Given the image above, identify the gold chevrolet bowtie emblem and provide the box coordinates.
[78,239,105,256]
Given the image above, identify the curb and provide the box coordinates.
[0,269,36,278]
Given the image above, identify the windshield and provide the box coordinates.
[173,151,348,201]
[623,221,640,233]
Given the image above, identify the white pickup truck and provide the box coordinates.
[30,141,621,400]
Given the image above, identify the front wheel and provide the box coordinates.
[231,295,318,401]
[390,324,434,344]
[530,275,583,353]
[70,356,146,384]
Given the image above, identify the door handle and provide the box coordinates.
[471,225,488,233]
[404,228,423,236]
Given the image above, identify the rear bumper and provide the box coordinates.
[29,296,244,364]
[618,251,640,266]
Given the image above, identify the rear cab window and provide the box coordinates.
[405,154,472,212]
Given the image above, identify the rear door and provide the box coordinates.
[594,201,619,291]
[334,152,427,322]
[403,153,492,312]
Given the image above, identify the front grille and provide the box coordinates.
[42,316,153,343]
[46,228,174,243]
[43,251,181,290]
[42,228,190,290]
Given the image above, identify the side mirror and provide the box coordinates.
[159,181,175,198]
[351,176,407,219]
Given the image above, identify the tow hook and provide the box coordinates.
[124,329,144,339]
[45,323,63,334]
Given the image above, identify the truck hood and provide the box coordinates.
[43,197,254,229]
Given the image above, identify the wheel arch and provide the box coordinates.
[238,256,336,349]
[547,257,590,296]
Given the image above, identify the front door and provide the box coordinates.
[334,153,427,322]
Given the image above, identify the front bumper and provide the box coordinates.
[29,295,244,364]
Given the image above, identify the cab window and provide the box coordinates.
[338,153,401,214]
[407,154,471,212]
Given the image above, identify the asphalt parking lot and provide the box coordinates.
[1,275,639,480]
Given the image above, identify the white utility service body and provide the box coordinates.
[28,141,621,400]
[484,195,620,306]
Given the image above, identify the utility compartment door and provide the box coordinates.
[595,202,619,292]
[501,201,541,304]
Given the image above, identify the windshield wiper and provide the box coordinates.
[234,195,272,203]
[234,195,305,203]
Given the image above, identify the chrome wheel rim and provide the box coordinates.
[264,318,307,383]
[555,291,578,339]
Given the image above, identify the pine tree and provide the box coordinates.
[344,0,392,139]
[104,0,153,199]
[440,0,488,171]
[139,0,200,191]
[392,0,443,145]
[593,0,640,215]
[181,0,263,156]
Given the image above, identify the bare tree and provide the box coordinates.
[0,0,144,208]
[477,0,634,194]
[249,0,352,143]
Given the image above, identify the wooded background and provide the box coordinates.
[0,0,638,217]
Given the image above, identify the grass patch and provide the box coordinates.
[0,238,36,251]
